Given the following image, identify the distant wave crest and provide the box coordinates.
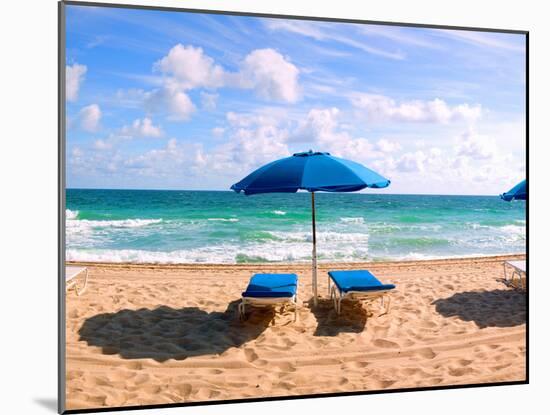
[207,218,239,222]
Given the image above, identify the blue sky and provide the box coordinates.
[65,5,526,194]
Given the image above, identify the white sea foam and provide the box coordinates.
[267,230,369,243]
[66,247,237,264]
[66,233,371,264]
[340,217,364,224]
[499,224,526,234]
[65,215,164,248]
[272,210,287,215]
[394,252,490,261]
[67,218,162,229]
[66,209,79,220]
[207,218,239,222]
[466,223,488,230]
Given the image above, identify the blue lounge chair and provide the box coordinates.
[239,273,299,322]
[328,270,395,315]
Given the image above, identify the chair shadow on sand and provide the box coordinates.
[78,300,274,362]
[308,298,369,336]
[432,289,526,329]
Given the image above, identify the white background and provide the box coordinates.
[0,0,545,414]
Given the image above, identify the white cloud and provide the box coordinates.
[118,109,290,182]
[120,117,163,138]
[455,130,498,160]
[292,107,340,143]
[87,118,163,154]
[66,63,87,102]
[212,127,225,137]
[395,150,432,172]
[369,127,523,194]
[375,138,402,153]
[154,44,224,89]
[350,93,482,124]
[86,35,109,49]
[123,138,201,178]
[291,107,378,163]
[226,111,281,129]
[143,45,302,121]
[195,110,291,175]
[264,20,405,60]
[78,104,101,132]
[93,139,112,150]
[441,30,525,53]
[264,19,326,40]
[200,92,218,110]
[238,49,300,103]
[359,26,441,50]
[144,85,196,121]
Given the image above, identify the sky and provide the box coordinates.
[65,5,526,195]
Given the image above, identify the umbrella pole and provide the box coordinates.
[311,192,318,306]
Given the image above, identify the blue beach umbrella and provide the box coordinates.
[501,180,527,201]
[231,151,390,305]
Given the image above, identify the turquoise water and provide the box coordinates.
[66,189,526,263]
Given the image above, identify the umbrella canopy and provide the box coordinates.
[501,180,527,201]
[231,151,390,194]
[231,151,390,305]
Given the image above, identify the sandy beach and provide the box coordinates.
[65,254,526,410]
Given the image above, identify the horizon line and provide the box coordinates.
[65,187,506,198]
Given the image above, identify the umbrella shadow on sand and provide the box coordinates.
[78,300,274,362]
[432,289,526,329]
[308,298,369,336]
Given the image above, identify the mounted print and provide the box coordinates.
[59,1,528,413]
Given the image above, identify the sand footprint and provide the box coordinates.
[373,339,400,349]
[373,379,397,389]
[415,347,437,359]
[458,359,473,367]
[342,361,369,370]
[244,348,259,363]
[448,367,475,376]
[274,360,297,373]
[133,373,150,385]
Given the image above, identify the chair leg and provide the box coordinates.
[385,295,391,314]
[75,269,89,296]
[238,302,245,320]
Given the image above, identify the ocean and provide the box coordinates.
[66,189,526,264]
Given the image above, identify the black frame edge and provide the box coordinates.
[61,0,528,34]
[58,1,67,414]
[525,31,529,385]
[63,380,528,414]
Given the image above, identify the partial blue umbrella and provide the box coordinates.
[231,151,390,305]
[501,180,527,201]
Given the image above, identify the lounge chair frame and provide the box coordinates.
[66,266,89,296]
[503,260,526,290]
[328,274,393,315]
[238,294,298,323]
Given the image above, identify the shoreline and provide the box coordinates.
[66,252,526,270]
